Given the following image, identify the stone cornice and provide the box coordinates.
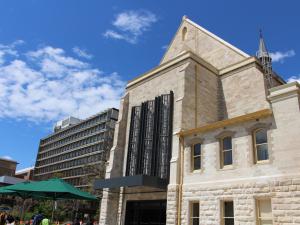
[126,51,218,89]
[268,81,300,103]
[219,57,258,76]
[177,109,273,137]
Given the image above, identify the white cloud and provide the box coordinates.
[287,75,300,83]
[1,155,13,160]
[72,47,93,59]
[103,10,158,44]
[103,30,129,42]
[0,42,125,123]
[269,50,295,63]
[0,40,24,65]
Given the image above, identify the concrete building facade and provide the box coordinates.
[34,108,119,188]
[95,17,300,225]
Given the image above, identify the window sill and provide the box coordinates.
[218,165,234,171]
[190,169,203,174]
[255,160,270,165]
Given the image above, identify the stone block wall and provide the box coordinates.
[183,61,219,128]
[179,176,300,225]
[221,64,270,119]
[161,18,247,70]
[166,184,179,225]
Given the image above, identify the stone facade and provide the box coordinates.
[97,16,299,225]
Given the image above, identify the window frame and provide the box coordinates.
[220,136,233,168]
[191,143,202,171]
[189,201,200,225]
[256,199,273,225]
[253,128,269,164]
[221,200,234,225]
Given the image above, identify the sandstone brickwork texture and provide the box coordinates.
[179,176,300,225]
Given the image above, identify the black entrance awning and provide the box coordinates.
[94,175,168,190]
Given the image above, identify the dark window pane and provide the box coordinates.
[225,218,234,225]
[223,137,232,150]
[224,201,234,217]
[257,144,269,161]
[255,129,267,144]
[194,144,201,156]
[192,203,199,217]
[193,218,199,225]
[223,150,233,165]
[194,157,201,170]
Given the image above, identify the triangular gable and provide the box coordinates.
[160,16,250,70]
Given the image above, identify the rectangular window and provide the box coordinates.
[254,129,269,162]
[222,201,234,225]
[221,137,233,167]
[190,202,200,225]
[257,199,273,225]
[192,143,201,170]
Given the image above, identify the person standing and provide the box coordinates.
[0,212,7,225]
[41,218,49,225]
[6,215,15,225]
[32,212,43,225]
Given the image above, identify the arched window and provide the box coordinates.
[220,136,233,168]
[253,128,269,162]
[182,27,187,41]
[192,143,202,171]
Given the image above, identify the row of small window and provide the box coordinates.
[61,167,85,178]
[40,124,107,152]
[36,143,104,167]
[192,128,269,171]
[64,177,82,186]
[35,154,103,175]
[190,199,272,225]
[40,113,109,145]
[38,133,106,160]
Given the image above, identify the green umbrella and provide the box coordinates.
[0,189,16,194]
[0,181,37,199]
[6,178,97,200]
[6,178,98,221]
[0,183,35,220]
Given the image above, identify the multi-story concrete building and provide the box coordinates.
[94,17,300,225]
[0,157,18,177]
[34,108,119,188]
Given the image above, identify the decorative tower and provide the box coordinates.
[256,30,273,88]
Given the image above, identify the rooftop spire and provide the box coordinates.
[257,29,269,58]
[256,29,273,88]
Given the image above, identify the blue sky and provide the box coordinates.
[0,0,299,170]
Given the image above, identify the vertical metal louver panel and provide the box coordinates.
[126,106,141,176]
[141,100,155,175]
[156,93,173,179]
[125,91,173,180]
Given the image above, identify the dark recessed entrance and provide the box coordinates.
[125,200,166,225]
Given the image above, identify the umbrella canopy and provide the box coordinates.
[5,178,97,201]
[0,188,16,195]
[0,182,38,199]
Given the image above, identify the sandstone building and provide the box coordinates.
[0,157,18,177]
[94,17,300,225]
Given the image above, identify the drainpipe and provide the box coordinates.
[177,135,184,225]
